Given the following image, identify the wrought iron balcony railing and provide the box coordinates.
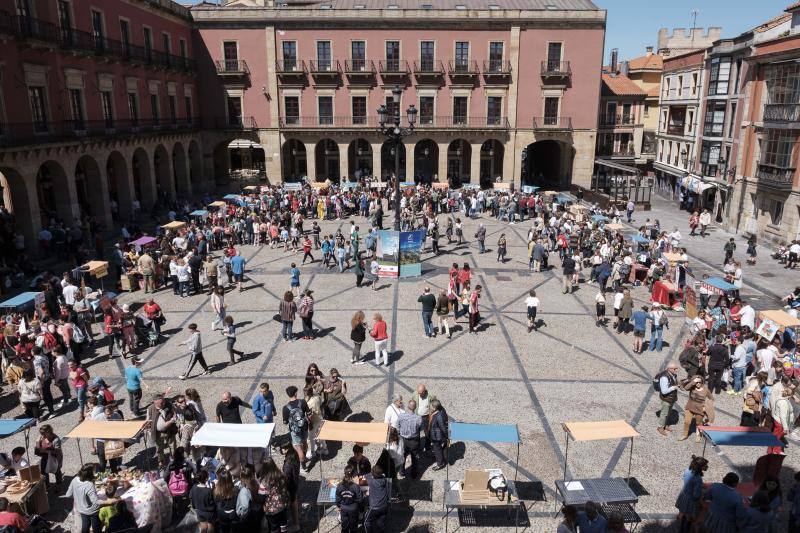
[448,59,479,75]
[756,164,795,189]
[483,60,512,75]
[533,116,573,130]
[541,60,572,77]
[763,103,800,123]
[215,59,250,75]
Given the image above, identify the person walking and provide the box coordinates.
[418,287,436,338]
[363,465,389,533]
[397,400,423,479]
[525,289,540,333]
[298,289,315,340]
[656,361,679,436]
[468,285,482,334]
[562,253,576,294]
[124,356,146,418]
[210,286,226,332]
[222,316,244,364]
[435,290,451,339]
[699,209,711,237]
[675,456,708,533]
[301,236,315,265]
[282,386,311,471]
[429,399,448,471]
[279,291,297,343]
[626,199,635,223]
[370,313,390,366]
[632,305,648,354]
[335,466,362,533]
[706,335,730,395]
[138,251,156,294]
[723,237,737,265]
[350,311,367,364]
[230,250,246,292]
[679,375,711,442]
[617,289,633,334]
[497,233,507,263]
[474,222,485,253]
[594,291,606,327]
[647,303,668,352]
[204,255,218,295]
[178,323,210,380]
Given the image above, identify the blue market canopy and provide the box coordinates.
[0,418,36,438]
[223,194,240,200]
[189,210,209,217]
[555,194,572,204]
[0,292,40,310]
[630,235,650,244]
[591,215,609,222]
[449,422,520,444]
[521,185,540,193]
[700,426,783,447]
[702,277,737,294]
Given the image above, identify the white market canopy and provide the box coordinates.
[190,423,275,448]
[228,140,263,149]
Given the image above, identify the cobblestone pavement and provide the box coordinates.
[2,207,797,532]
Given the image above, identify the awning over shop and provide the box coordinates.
[317,421,388,444]
[228,140,262,149]
[594,158,640,174]
[67,420,147,440]
[449,423,520,444]
[653,162,685,178]
[191,423,275,448]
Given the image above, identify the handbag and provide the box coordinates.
[44,453,59,474]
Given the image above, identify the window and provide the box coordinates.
[318,96,333,125]
[703,101,726,137]
[760,129,796,169]
[692,73,698,96]
[351,41,365,70]
[664,78,671,99]
[28,86,47,132]
[543,96,559,124]
[768,199,784,225]
[385,95,398,120]
[455,42,469,70]
[100,90,113,127]
[547,42,562,71]
[606,102,617,124]
[179,39,187,60]
[119,20,130,56]
[766,63,800,105]
[489,42,504,71]
[386,41,400,70]
[184,95,193,123]
[168,95,177,124]
[57,0,72,44]
[687,110,694,133]
[621,103,632,124]
[222,42,238,72]
[419,96,434,124]
[282,42,297,70]
[127,92,138,126]
[700,141,721,176]
[317,41,332,71]
[420,41,435,71]
[162,33,171,54]
[226,95,241,126]
[734,59,742,94]
[453,96,468,124]
[68,88,84,130]
[677,75,683,97]
[708,57,732,95]
[143,27,153,62]
[728,103,737,138]
[643,105,649,118]
[352,96,366,124]
[150,93,160,125]
[15,0,31,17]
[487,96,502,125]
[91,9,104,50]
[667,106,686,135]
[284,96,299,125]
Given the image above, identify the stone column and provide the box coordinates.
[338,142,349,181]
[470,141,481,185]
[371,142,382,181]
[507,26,521,129]
[305,142,317,181]
[264,27,280,129]
[437,141,449,183]
[405,141,416,182]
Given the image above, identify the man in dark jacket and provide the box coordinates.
[364,465,389,533]
[429,399,449,470]
[706,335,730,395]
[475,223,486,253]
[562,255,576,294]
[679,340,705,379]
[656,361,679,436]
[188,252,202,295]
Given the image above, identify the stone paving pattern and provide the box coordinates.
[1,201,797,532]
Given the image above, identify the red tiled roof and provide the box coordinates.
[628,53,663,71]
[646,86,661,98]
[601,73,647,97]
[786,1,800,13]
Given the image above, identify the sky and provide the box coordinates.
[601,0,792,61]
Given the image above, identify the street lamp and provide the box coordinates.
[378,85,417,231]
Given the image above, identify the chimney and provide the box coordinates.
[621,60,629,77]
[646,46,653,55]
[610,48,619,74]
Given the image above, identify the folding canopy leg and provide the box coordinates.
[626,436,634,482]
[23,428,31,464]
[77,438,84,465]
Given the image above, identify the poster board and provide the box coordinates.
[756,319,779,342]
[399,229,426,278]
[684,275,698,323]
[493,182,511,191]
[376,230,400,278]
[432,183,449,190]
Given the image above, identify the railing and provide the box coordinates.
[0,117,200,147]
[413,59,444,74]
[533,116,572,130]
[344,59,375,73]
[763,103,800,123]
[596,146,636,157]
[214,116,258,129]
[215,59,250,74]
[483,60,511,74]
[3,14,196,71]
[309,60,341,73]
[278,115,508,128]
[599,115,637,127]
[378,59,409,73]
[448,59,479,75]
[275,59,306,73]
[756,164,795,189]
[540,60,571,77]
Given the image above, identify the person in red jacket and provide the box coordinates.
[370,313,389,366]
[0,497,28,530]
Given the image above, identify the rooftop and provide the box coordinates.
[214,0,600,9]
[628,52,663,71]
[601,72,647,97]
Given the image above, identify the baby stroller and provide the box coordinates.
[134,314,159,348]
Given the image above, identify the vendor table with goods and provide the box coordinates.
[628,264,648,284]
[443,473,523,532]
[651,280,679,308]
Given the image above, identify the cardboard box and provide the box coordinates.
[18,464,41,482]
[460,469,489,503]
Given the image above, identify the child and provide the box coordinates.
[223,316,244,365]
[525,289,540,333]
[290,263,301,297]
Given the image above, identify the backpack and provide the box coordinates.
[72,325,85,344]
[679,347,697,370]
[287,404,308,434]
[42,332,57,350]
[168,469,189,497]
[101,388,115,404]
[652,371,667,392]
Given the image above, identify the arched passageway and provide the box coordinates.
[414,139,439,184]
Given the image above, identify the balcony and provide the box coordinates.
[215,59,250,76]
[215,116,258,130]
[533,116,573,131]
[596,146,637,158]
[275,59,307,84]
[599,115,637,128]
[277,115,507,129]
[763,103,800,123]
[448,60,479,80]
[482,60,512,83]
[540,60,571,82]
[756,164,795,190]
[0,117,200,147]
[378,60,410,80]
[344,60,376,83]
[413,60,445,82]
[309,60,341,82]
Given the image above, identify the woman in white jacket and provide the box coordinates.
[772,387,795,454]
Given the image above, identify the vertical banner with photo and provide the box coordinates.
[376,231,400,278]
[683,274,697,323]
[399,229,426,278]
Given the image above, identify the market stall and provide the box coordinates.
[315,421,391,529]
[522,185,540,194]
[662,252,683,269]
[700,277,738,308]
[556,421,641,527]
[605,223,625,232]
[129,236,157,252]
[208,200,227,209]
[160,221,187,232]
[756,310,799,358]
[443,422,524,532]
[189,209,209,220]
[190,422,275,449]
[66,419,149,466]
[0,419,37,463]
[0,419,45,516]
[651,280,680,309]
[0,292,41,313]
[591,214,609,225]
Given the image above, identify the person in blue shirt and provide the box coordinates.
[252,383,276,424]
[124,357,145,418]
[704,472,746,532]
[575,501,606,533]
[675,455,708,532]
[290,263,301,297]
[631,305,648,354]
[230,251,246,292]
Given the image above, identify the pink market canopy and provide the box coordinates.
[129,236,157,247]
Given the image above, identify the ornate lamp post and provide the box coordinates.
[378,85,417,231]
